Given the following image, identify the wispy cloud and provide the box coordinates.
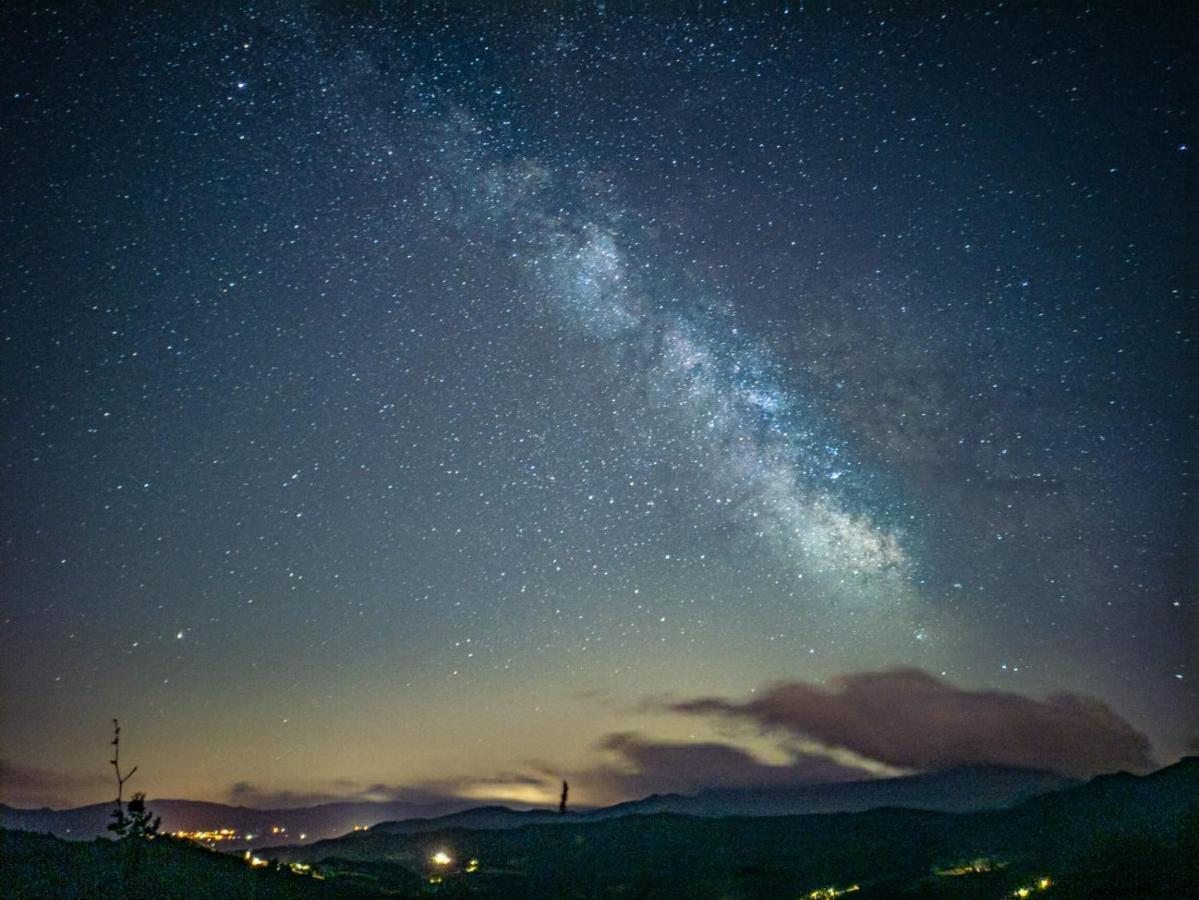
[227,772,557,810]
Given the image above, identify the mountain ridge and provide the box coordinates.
[253,758,1199,898]
[5,761,1176,846]
[366,763,1078,835]
[3,759,1194,898]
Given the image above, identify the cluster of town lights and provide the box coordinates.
[805,885,860,899]
[231,834,1047,895]
[934,859,1050,896]
[177,823,310,845]
[935,858,1005,876]
[242,852,321,879]
[425,849,482,881]
[1013,877,1052,897]
[174,828,240,844]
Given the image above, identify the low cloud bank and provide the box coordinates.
[569,732,870,802]
[669,668,1154,778]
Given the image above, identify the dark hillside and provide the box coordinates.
[0,830,380,899]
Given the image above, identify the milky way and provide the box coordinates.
[462,141,912,584]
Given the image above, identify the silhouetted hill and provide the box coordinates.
[0,797,479,846]
[371,805,588,835]
[361,763,1074,837]
[612,764,1078,817]
[970,755,1199,862]
[259,758,1198,899]
[0,762,1071,847]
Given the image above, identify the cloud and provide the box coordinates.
[567,732,871,804]
[668,668,1154,778]
[227,772,557,810]
[228,782,353,808]
[0,760,111,808]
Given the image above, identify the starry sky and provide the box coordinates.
[1,2,1193,810]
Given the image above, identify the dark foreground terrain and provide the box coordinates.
[0,830,369,899]
[4,759,1197,899]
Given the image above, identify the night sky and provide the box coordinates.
[2,3,1193,811]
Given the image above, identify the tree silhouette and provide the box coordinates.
[559,780,569,814]
[120,792,161,840]
[107,719,160,840]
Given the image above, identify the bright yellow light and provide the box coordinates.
[176,827,243,843]
[465,858,480,873]
[1037,877,1052,890]
[806,886,860,900]
[431,850,452,866]
[1015,889,1031,899]
[249,855,268,868]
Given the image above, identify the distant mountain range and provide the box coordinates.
[259,757,1199,899]
[366,764,1077,837]
[4,759,1196,898]
[0,797,479,846]
[0,764,1075,846]
[600,763,1078,818]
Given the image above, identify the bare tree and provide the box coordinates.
[107,719,159,840]
[559,780,569,815]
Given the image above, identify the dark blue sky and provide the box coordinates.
[1,2,1192,808]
